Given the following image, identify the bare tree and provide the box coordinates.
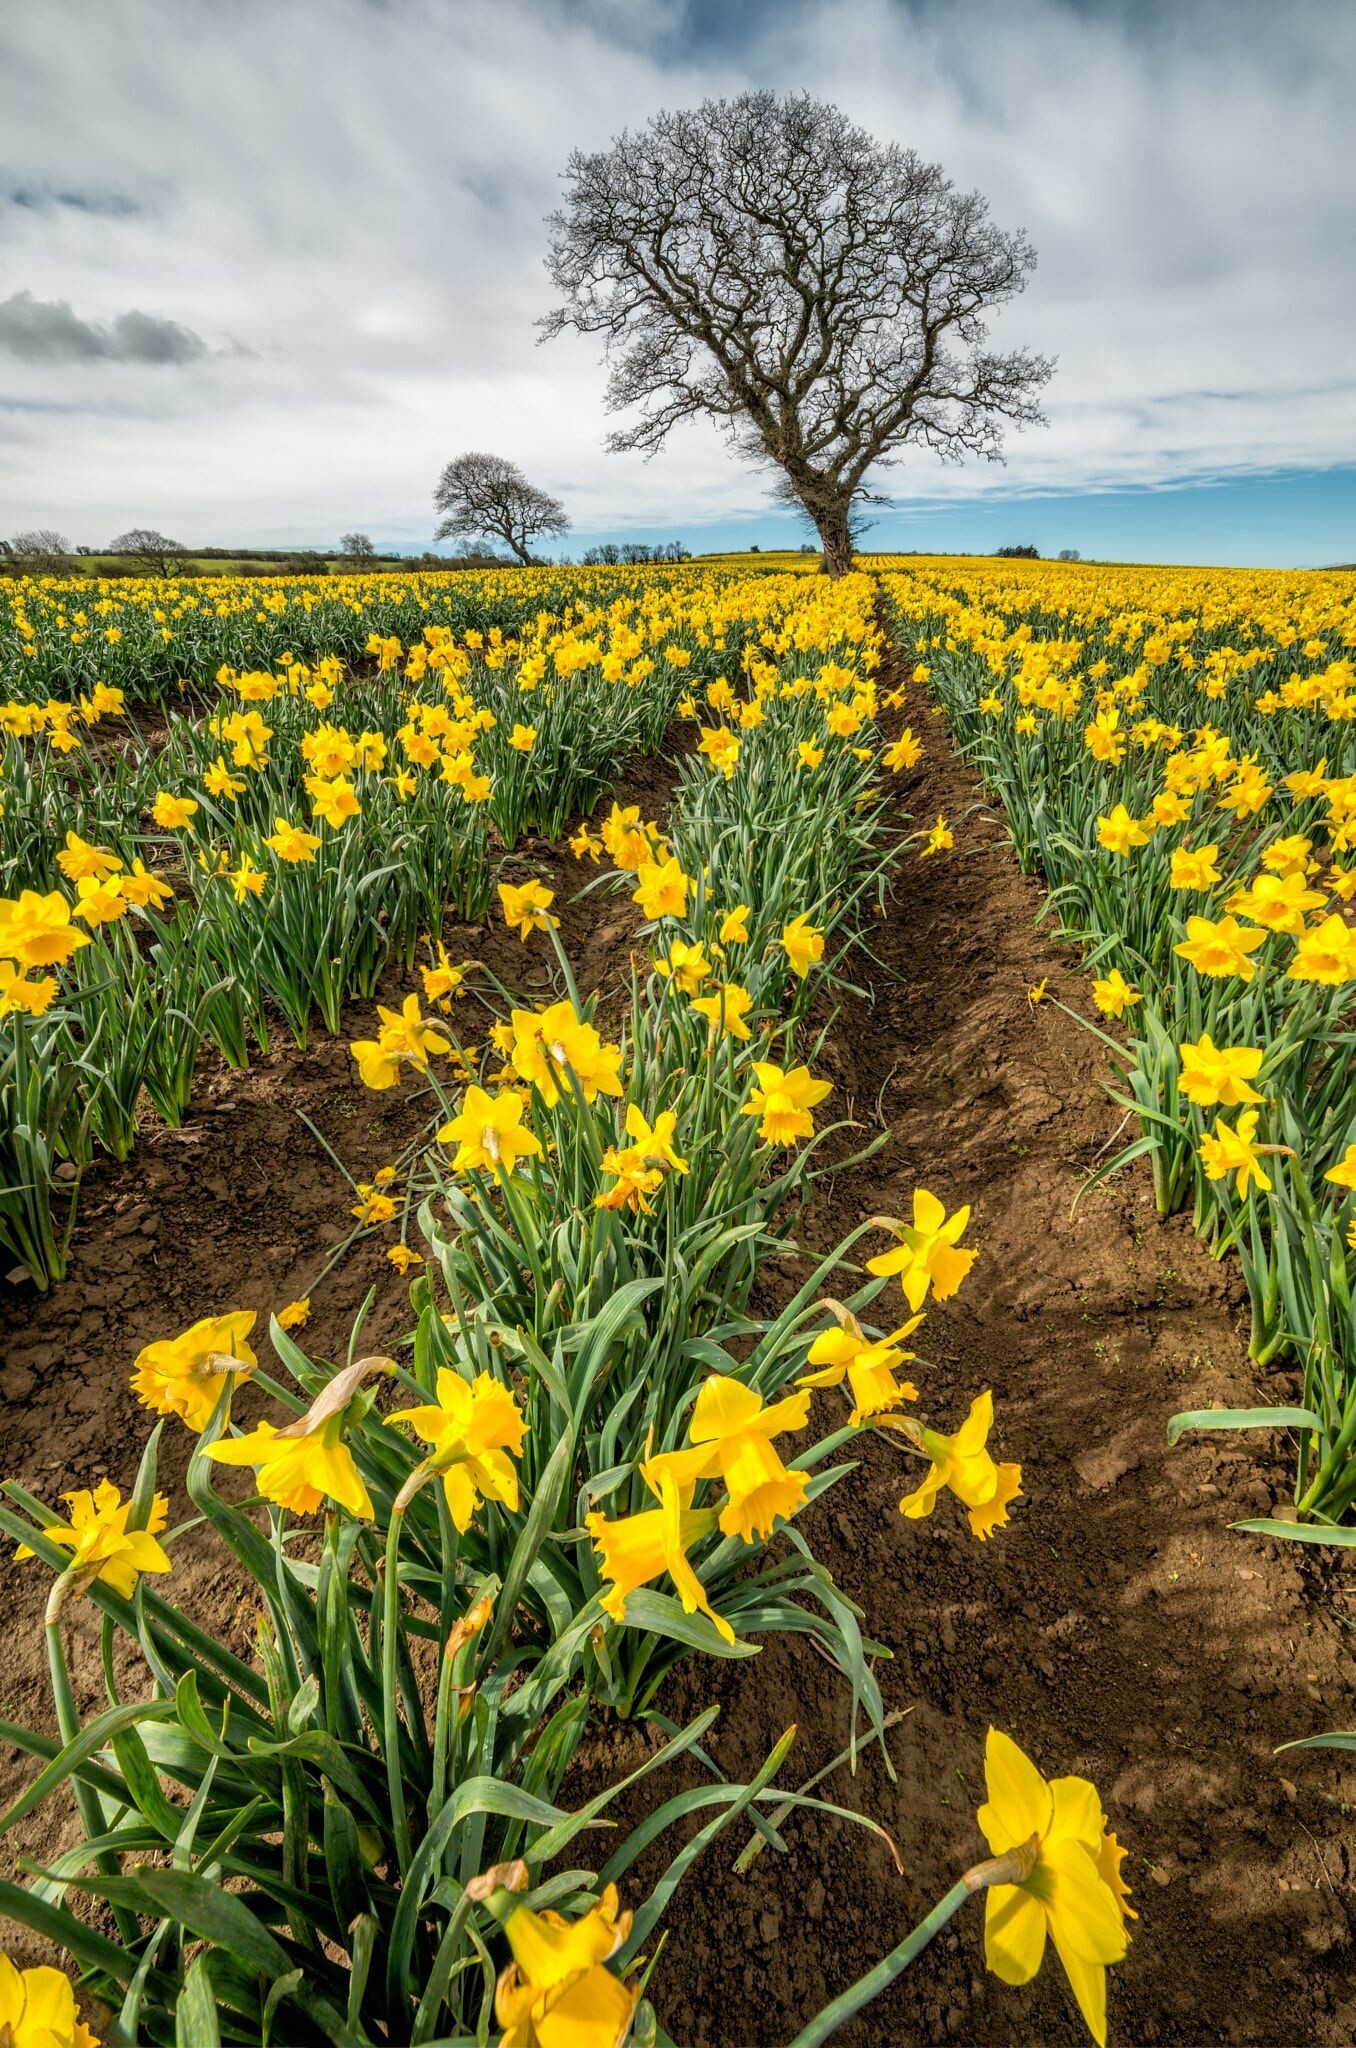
[10,528,72,568]
[433,452,569,565]
[339,530,377,565]
[543,92,1053,576]
[109,527,183,575]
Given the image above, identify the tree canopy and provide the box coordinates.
[433,453,569,565]
[544,91,1052,573]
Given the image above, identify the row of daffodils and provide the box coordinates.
[881,554,1356,1536]
[0,568,1132,2046]
[0,564,871,1285]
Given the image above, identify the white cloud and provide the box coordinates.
[0,0,1351,546]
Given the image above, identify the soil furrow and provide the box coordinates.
[597,640,1355,2048]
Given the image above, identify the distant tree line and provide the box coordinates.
[578,540,690,565]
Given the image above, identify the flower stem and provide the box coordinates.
[780,1838,1038,2048]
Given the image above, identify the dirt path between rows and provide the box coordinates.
[2,642,1353,2046]
[583,641,1356,2047]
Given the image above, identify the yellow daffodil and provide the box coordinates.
[798,1308,921,1423]
[921,814,952,857]
[204,1368,379,1519]
[351,1184,397,1225]
[1173,913,1266,981]
[779,912,825,980]
[1224,870,1326,934]
[718,903,750,945]
[631,855,691,921]
[1324,1143,1356,1192]
[510,1001,623,1107]
[264,817,322,863]
[1286,913,1356,985]
[654,938,710,993]
[697,724,741,778]
[1168,843,1222,890]
[310,775,361,828]
[494,1884,638,2048]
[151,791,198,830]
[643,1375,811,1543]
[0,1951,101,2048]
[978,1728,1130,2046]
[17,1479,171,1600]
[438,1085,542,1173]
[56,830,119,882]
[0,890,91,970]
[389,1368,525,1529]
[1095,804,1152,857]
[1177,1033,1264,1107]
[1091,968,1141,1018]
[498,879,557,940]
[690,979,753,1040]
[867,1190,977,1311]
[740,1060,832,1146]
[586,1472,729,1639]
[895,1390,1022,1538]
[1199,1109,1274,1197]
[73,874,129,926]
[131,1310,258,1432]
[0,962,57,1017]
[883,729,922,772]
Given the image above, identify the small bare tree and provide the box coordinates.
[339,531,377,566]
[543,92,1053,575]
[433,453,569,565]
[109,527,183,575]
[10,528,72,569]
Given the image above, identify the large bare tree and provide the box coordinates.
[543,92,1053,575]
[433,452,569,564]
[109,527,184,575]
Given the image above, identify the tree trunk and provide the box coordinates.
[813,504,854,578]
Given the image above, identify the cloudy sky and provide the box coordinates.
[2,0,1353,565]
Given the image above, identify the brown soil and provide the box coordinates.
[3,652,1354,2045]
[574,671,1356,2044]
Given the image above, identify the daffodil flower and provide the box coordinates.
[891,1390,1022,1539]
[978,1728,1131,2046]
[0,1950,101,2048]
[437,1085,542,1174]
[131,1309,258,1431]
[203,1358,387,1519]
[867,1190,977,1312]
[643,1375,810,1543]
[739,1060,831,1146]
[389,1368,525,1528]
[799,1307,921,1424]
[18,1479,171,1603]
[498,879,557,940]
[586,1469,731,1640]
[494,1882,638,2048]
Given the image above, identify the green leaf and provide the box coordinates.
[1167,1405,1320,1445]
[1230,1517,1356,1546]
[0,1697,177,1834]
[1276,1730,1356,1752]
[608,1587,758,1659]
[133,1866,293,1974]
[176,1955,222,2048]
